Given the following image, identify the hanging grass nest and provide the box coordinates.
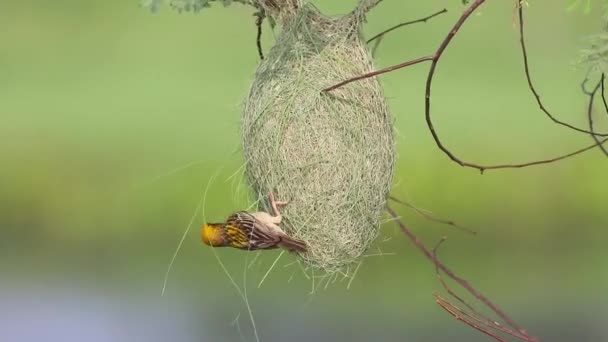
[242,1,395,272]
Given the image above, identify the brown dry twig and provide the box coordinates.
[583,74,608,156]
[254,9,265,60]
[518,6,608,137]
[366,8,448,56]
[387,206,539,341]
[432,238,539,342]
[388,195,477,235]
[325,0,608,173]
[435,295,508,342]
[366,8,448,44]
[602,74,608,120]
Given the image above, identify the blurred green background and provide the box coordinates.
[1,0,607,341]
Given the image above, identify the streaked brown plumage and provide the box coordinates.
[201,193,307,253]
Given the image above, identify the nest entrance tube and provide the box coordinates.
[242,4,395,273]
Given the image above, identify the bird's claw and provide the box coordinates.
[268,191,289,217]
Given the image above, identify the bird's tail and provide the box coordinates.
[279,235,307,253]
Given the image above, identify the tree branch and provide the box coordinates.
[517,5,608,137]
[388,196,476,235]
[254,9,265,60]
[584,74,608,156]
[323,55,433,92]
[602,73,608,120]
[386,205,536,339]
[325,0,608,172]
[366,8,448,44]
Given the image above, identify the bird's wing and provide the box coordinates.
[227,212,280,250]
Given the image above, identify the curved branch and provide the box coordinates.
[386,206,538,340]
[254,10,265,60]
[423,0,487,170]
[517,6,608,137]
[388,195,477,235]
[326,0,608,172]
[585,74,608,156]
[602,73,608,120]
[366,8,448,44]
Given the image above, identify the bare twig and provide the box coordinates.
[387,206,539,341]
[388,196,477,235]
[584,74,608,156]
[581,78,595,96]
[436,294,542,342]
[326,0,608,172]
[425,1,608,172]
[517,5,608,137]
[461,138,608,173]
[435,295,508,342]
[254,10,265,60]
[323,55,433,92]
[601,74,608,119]
[433,238,483,316]
[325,0,484,92]
[432,240,538,342]
[366,8,448,44]
[386,206,535,338]
[435,294,540,342]
[436,298,507,342]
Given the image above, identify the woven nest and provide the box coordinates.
[242,3,395,273]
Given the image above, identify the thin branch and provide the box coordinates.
[433,238,483,316]
[325,0,608,172]
[581,77,595,96]
[423,0,608,172]
[436,294,540,342]
[585,74,608,156]
[366,8,448,44]
[468,138,608,172]
[602,74,608,120]
[388,196,477,235]
[370,35,384,57]
[356,0,384,16]
[323,55,433,92]
[422,0,486,170]
[432,241,538,342]
[435,295,508,342]
[517,5,608,137]
[386,206,533,337]
[254,10,265,60]
[324,0,484,92]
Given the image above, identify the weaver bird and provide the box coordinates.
[201,192,307,253]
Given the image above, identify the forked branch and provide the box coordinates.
[366,8,448,44]
[387,206,539,342]
[518,6,608,137]
[325,0,608,172]
[388,196,477,235]
[583,74,608,156]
